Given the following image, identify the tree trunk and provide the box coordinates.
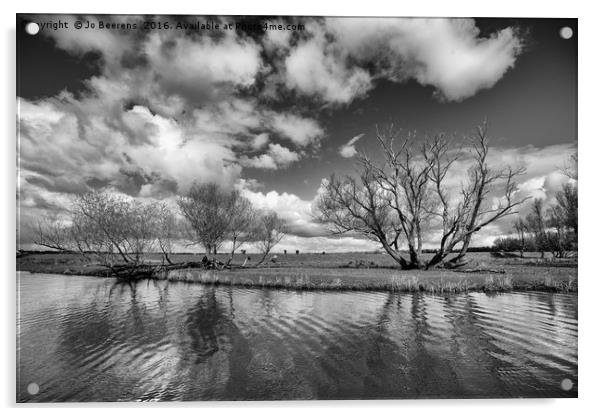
[379,236,411,269]
[408,244,423,269]
[163,252,174,266]
[255,251,270,267]
[227,237,236,266]
[425,251,445,270]
[447,234,472,265]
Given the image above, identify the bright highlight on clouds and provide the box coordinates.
[241,143,300,170]
[284,32,373,104]
[282,18,523,103]
[240,187,326,238]
[270,113,325,147]
[339,134,365,158]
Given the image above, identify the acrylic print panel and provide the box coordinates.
[16,14,578,402]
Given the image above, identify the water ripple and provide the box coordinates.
[17,273,577,401]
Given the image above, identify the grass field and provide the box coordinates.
[17,250,577,293]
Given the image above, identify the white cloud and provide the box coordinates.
[240,186,327,238]
[263,20,293,51]
[276,18,523,104]
[270,113,325,147]
[250,133,269,150]
[192,99,264,137]
[144,31,263,101]
[339,133,365,158]
[327,18,522,102]
[122,105,242,191]
[284,32,373,104]
[18,98,243,200]
[240,143,300,170]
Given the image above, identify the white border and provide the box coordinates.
[3,1,599,415]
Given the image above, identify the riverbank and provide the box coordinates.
[17,251,578,293]
[161,267,576,293]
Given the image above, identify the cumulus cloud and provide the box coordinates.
[240,187,328,238]
[122,105,243,191]
[240,143,300,170]
[327,18,523,102]
[19,17,328,213]
[270,113,325,147]
[275,18,523,104]
[250,133,270,150]
[18,99,243,199]
[263,20,294,51]
[284,32,373,104]
[144,31,263,102]
[339,133,365,158]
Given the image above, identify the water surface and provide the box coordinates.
[17,273,578,401]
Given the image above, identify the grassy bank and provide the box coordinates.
[161,267,576,293]
[17,251,577,293]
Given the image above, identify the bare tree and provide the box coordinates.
[526,199,548,259]
[547,204,568,258]
[317,127,443,269]
[444,124,528,266]
[555,183,578,237]
[37,191,172,278]
[226,196,257,266]
[355,128,439,268]
[72,192,166,274]
[156,202,178,265]
[317,122,528,270]
[515,180,577,259]
[562,152,578,180]
[254,211,287,266]
[493,234,535,253]
[513,218,529,258]
[178,182,238,257]
[36,190,239,278]
[36,214,73,251]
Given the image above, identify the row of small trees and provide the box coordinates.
[36,183,286,278]
[493,180,578,258]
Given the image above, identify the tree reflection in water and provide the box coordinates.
[17,274,578,402]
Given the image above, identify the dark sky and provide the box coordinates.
[17,16,100,99]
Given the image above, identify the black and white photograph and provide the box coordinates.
[16,12,578,403]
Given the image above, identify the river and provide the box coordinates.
[16,272,578,401]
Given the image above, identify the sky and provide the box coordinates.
[16,15,577,252]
